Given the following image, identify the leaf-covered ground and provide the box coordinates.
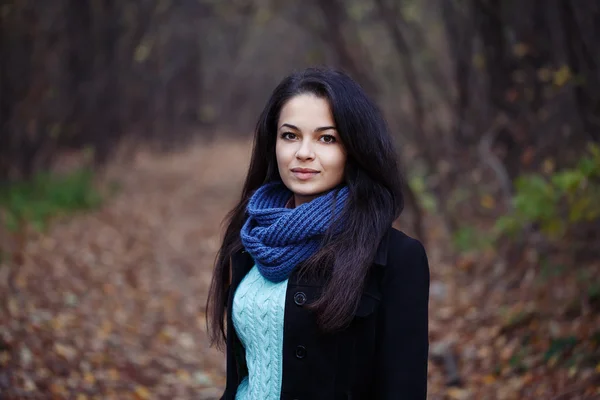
[1,139,599,399]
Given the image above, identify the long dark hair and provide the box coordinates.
[206,67,404,348]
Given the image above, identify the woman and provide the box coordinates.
[207,67,430,399]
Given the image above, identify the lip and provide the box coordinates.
[291,168,319,173]
[290,168,320,180]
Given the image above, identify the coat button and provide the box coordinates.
[293,291,307,306]
[295,345,306,359]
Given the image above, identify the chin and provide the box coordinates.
[289,182,335,197]
[288,184,320,196]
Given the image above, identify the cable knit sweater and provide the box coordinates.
[232,265,288,399]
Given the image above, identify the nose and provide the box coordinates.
[295,138,315,160]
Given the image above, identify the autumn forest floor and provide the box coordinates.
[1,139,599,399]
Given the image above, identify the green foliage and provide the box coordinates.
[450,143,600,253]
[509,351,527,373]
[539,258,567,281]
[494,143,600,240]
[0,168,103,232]
[588,283,600,299]
[452,225,492,252]
[409,175,437,213]
[544,336,578,363]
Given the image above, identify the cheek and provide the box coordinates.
[322,148,347,174]
[275,141,283,160]
[275,142,292,165]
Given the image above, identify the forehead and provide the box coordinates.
[278,94,334,128]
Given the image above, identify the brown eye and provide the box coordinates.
[281,132,297,140]
[320,134,336,144]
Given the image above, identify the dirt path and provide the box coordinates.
[1,140,251,399]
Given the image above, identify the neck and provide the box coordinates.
[285,196,295,209]
[293,194,318,207]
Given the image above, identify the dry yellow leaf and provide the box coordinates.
[108,368,120,380]
[8,298,19,317]
[521,373,533,385]
[0,352,10,366]
[133,385,151,400]
[177,369,191,382]
[23,377,37,391]
[54,342,76,361]
[553,65,572,87]
[15,272,27,289]
[158,329,172,343]
[102,320,113,334]
[480,195,496,209]
[51,314,69,331]
[472,53,486,70]
[50,382,68,396]
[482,374,496,384]
[90,352,105,365]
[542,158,555,174]
[84,372,96,385]
[513,42,529,57]
[99,320,113,340]
[477,345,492,358]
[447,387,470,400]
[134,42,152,63]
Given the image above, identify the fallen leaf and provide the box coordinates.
[133,385,150,400]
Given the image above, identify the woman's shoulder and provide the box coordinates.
[378,227,429,295]
[384,227,428,266]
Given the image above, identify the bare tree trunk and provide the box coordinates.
[0,3,36,181]
[559,0,600,142]
[66,0,94,149]
[93,0,121,165]
[441,0,474,145]
[313,0,378,97]
[374,0,457,236]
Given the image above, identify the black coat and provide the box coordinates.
[220,227,430,399]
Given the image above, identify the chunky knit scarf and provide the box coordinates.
[240,181,349,282]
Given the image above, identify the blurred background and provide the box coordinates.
[1,0,599,399]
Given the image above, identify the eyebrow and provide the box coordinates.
[279,123,337,132]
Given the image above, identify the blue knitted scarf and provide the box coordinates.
[240,181,349,282]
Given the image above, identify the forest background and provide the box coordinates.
[1,0,599,398]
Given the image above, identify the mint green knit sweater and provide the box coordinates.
[232,265,288,399]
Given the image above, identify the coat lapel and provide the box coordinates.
[230,248,254,289]
[373,227,391,266]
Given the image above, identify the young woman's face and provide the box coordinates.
[276,93,347,206]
